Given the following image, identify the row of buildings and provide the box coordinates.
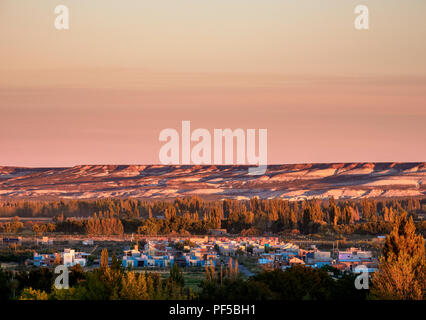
[258,246,378,273]
[121,237,378,274]
[28,236,378,275]
[121,237,298,269]
[122,243,174,268]
[122,240,219,268]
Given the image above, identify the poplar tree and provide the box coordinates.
[100,249,109,269]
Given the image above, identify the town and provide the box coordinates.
[6,236,378,276]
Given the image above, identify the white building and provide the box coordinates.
[62,248,88,267]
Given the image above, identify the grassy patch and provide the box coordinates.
[183,271,205,292]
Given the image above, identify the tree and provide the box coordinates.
[69,264,85,287]
[72,271,110,300]
[16,268,54,293]
[100,249,109,269]
[19,287,48,300]
[54,254,61,266]
[120,271,148,300]
[49,286,79,300]
[111,253,122,271]
[137,218,160,236]
[0,268,13,300]
[169,263,184,287]
[32,224,47,235]
[370,212,426,300]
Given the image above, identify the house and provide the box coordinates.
[122,244,147,267]
[338,248,372,261]
[33,253,57,267]
[278,250,299,259]
[62,249,88,267]
[217,244,238,256]
[306,250,333,267]
[144,241,169,257]
[337,248,374,269]
[122,243,173,268]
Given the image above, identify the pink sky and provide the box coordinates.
[1,1,425,166]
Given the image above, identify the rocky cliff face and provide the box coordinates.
[0,163,425,200]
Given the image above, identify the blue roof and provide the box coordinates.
[339,259,361,262]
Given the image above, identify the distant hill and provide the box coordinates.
[0,163,425,200]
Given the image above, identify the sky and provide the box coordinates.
[0,0,425,167]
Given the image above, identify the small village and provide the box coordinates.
[15,236,379,275]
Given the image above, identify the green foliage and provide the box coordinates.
[170,263,184,287]
[69,264,85,287]
[0,268,15,300]
[0,249,33,263]
[43,262,192,300]
[199,266,367,300]
[48,286,79,300]
[16,268,54,294]
[111,253,122,271]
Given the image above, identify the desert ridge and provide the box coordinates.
[0,162,424,200]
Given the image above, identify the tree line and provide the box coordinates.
[0,196,425,236]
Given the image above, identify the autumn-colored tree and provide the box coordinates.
[53,254,61,266]
[19,287,48,300]
[205,261,216,282]
[0,220,24,233]
[100,249,109,269]
[226,258,238,280]
[120,271,148,300]
[370,212,426,300]
[137,218,160,236]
